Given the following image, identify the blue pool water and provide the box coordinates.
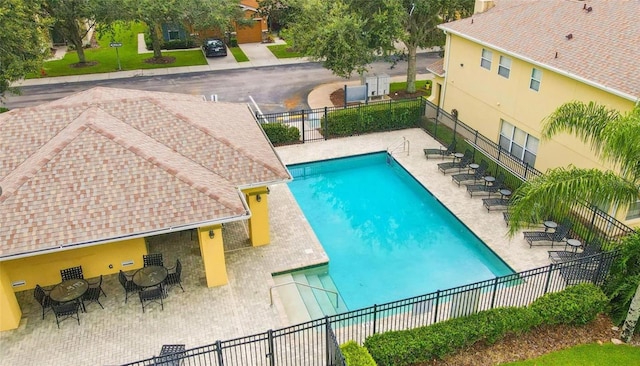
[287,152,513,310]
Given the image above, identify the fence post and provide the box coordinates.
[434,109,439,138]
[266,329,275,366]
[324,106,328,140]
[433,290,440,324]
[524,162,529,180]
[372,304,377,335]
[474,130,478,145]
[589,205,598,243]
[490,277,499,309]
[325,316,330,366]
[543,264,554,294]
[301,110,306,144]
[216,340,224,366]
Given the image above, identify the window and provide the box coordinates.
[499,120,538,166]
[626,200,640,220]
[480,49,492,70]
[168,29,181,40]
[530,68,542,91]
[498,56,511,78]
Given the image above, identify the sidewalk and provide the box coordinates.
[13,39,310,87]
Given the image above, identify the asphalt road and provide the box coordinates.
[2,53,440,113]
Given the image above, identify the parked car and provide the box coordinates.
[202,38,227,57]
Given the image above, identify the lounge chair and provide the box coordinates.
[437,149,472,174]
[548,238,603,264]
[424,140,456,159]
[482,196,511,212]
[523,219,572,248]
[466,173,506,197]
[452,160,488,186]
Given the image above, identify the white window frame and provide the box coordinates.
[626,200,640,220]
[498,56,511,78]
[480,49,492,70]
[499,120,538,166]
[530,68,542,91]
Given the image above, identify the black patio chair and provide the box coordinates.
[154,344,186,366]
[523,219,573,248]
[165,259,184,292]
[60,265,84,281]
[34,284,54,319]
[119,270,140,303]
[437,149,472,174]
[52,300,81,328]
[466,173,506,197]
[548,238,603,264]
[139,284,164,312]
[424,139,456,160]
[451,160,488,186]
[143,253,164,267]
[82,275,105,310]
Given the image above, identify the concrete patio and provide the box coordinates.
[0,128,550,365]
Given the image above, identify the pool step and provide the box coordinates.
[272,267,347,323]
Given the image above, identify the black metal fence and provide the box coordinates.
[257,98,426,144]
[121,251,619,366]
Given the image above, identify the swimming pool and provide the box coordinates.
[287,152,513,310]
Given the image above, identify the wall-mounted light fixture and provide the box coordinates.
[209,229,215,239]
[256,194,262,202]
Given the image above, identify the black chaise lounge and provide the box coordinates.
[482,195,511,212]
[523,219,572,248]
[452,160,488,186]
[466,173,506,197]
[437,149,472,174]
[548,238,603,264]
[424,140,456,159]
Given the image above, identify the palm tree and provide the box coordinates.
[506,101,640,342]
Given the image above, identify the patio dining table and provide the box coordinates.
[133,265,168,289]
[49,278,88,304]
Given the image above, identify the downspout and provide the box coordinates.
[440,31,452,112]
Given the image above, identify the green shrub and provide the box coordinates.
[604,232,640,327]
[340,341,376,366]
[0,107,9,113]
[229,38,239,47]
[322,99,423,137]
[364,307,540,366]
[261,123,300,145]
[529,283,608,325]
[144,34,196,50]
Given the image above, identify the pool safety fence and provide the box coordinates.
[121,250,619,366]
[255,98,427,144]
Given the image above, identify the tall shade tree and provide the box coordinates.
[183,0,248,39]
[42,0,124,64]
[0,0,48,97]
[506,101,640,342]
[128,0,184,59]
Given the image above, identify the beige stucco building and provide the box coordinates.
[429,0,640,227]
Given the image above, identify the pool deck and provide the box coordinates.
[0,129,550,366]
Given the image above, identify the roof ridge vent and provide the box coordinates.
[583,4,593,12]
[566,33,573,40]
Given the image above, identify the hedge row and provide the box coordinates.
[145,37,197,50]
[363,284,608,366]
[340,341,376,366]
[322,99,423,137]
[261,123,300,145]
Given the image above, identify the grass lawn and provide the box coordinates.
[501,343,640,365]
[267,43,303,58]
[33,23,207,78]
[389,79,432,93]
[229,46,250,62]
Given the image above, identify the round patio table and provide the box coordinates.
[50,278,88,303]
[133,265,168,289]
[566,239,582,253]
[544,220,558,232]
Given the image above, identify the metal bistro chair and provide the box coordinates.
[52,300,82,329]
[60,265,84,281]
[143,253,164,267]
[34,284,54,319]
[165,259,184,292]
[139,284,164,313]
[82,275,105,310]
[154,344,186,366]
[119,270,139,303]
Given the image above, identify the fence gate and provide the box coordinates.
[259,110,325,143]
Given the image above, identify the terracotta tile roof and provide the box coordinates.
[0,87,291,259]
[439,0,640,100]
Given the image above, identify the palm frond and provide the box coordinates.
[507,167,639,235]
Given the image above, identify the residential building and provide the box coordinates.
[429,0,640,227]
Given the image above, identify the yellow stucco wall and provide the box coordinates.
[439,33,637,223]
[1,238,146,291]
[198,225,227,287]
[0,268,21,331]
[243,187,270,246]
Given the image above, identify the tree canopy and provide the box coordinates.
[0,0,49,98]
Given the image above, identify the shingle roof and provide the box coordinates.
[0,87,291,259]
[426,58,445,77]
[439,0,640,101]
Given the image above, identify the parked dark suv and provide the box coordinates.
[202,38,227,57]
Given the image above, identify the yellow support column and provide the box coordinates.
[244,187,270,247]
[198,226,228,287]
[0,265,22,331]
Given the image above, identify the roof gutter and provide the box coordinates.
[438,26,639,103]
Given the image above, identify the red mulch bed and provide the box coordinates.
[329,88,428,107]
[144,56,176,65]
